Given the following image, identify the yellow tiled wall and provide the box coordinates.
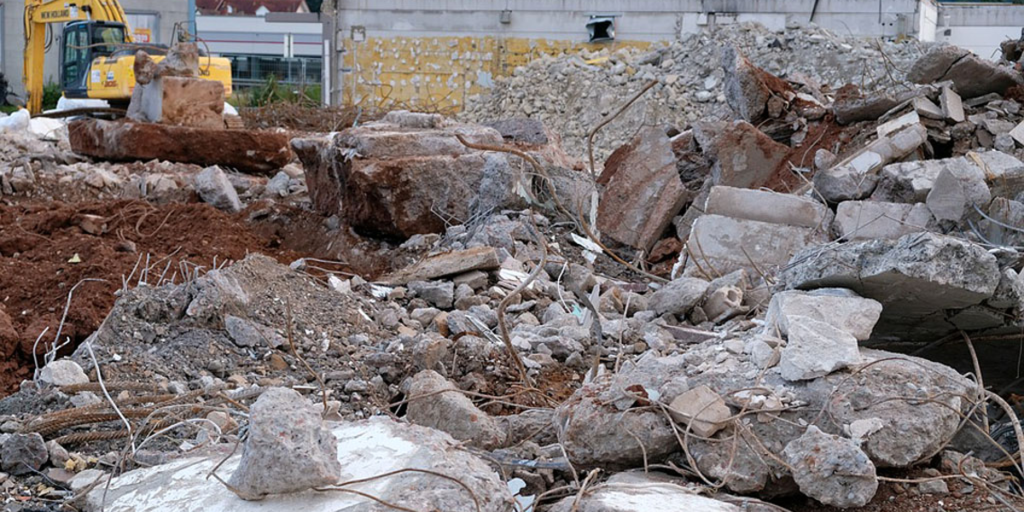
[339,36,652,111]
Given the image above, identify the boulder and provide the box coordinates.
[38,360,89,387]
[292,121,566,238]
[193,166,242,213]
[228,388,342,499]
[783,426,878,508]
[1,433,48,475]
[405,370,504,449]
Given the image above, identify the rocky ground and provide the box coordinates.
[3,20,1024,512]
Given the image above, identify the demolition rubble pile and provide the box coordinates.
[463,21,923,162]
[6,33,1024,512]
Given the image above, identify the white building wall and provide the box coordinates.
[939,3,1024,61]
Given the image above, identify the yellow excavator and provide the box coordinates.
[23,0,233,114]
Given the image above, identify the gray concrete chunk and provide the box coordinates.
[228,388,341,499]
[778,315,861,381]
[834,201,934,241]
[705,186,833,229]
[682,214,828,277]
[783,426,878,508]
[763,290,883,341]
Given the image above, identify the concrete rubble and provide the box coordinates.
[5,22,1024,512]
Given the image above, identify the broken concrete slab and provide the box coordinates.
[778,315,861,381]
[597,127,689,250]
[907,45,970,84]
[926,168,969,222]
[380,247,500,285]
[783,426,878,508]
[705,186,833,229]
[1010,121,1024,147]
[833,200,935,241]
[80,417,513,512]
[69,119,292,174]
[912,96,944,120]
[549,473,743,512]
[871,153,992,206]
[405,370,504,449]
[763,289,883,341]
[781,232,1000,339]
[909,45,1022,98]
[939,86,965,123]
[693,121,790,190]
[813,124,928,203]
[667,384,732,437]
[833,88,921,125]
[876,111,921,139]
[682,214,829,278]
[228,388,341,499]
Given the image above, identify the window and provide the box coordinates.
[587,16,615,42]
[224,54,323,89]
[91,25,126,57]
[63,24,89,89]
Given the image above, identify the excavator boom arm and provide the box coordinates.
[23,0,134,113]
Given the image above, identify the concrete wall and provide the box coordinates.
[330,0,934,108]
[939,3,1024,61]
[1,0,187,100]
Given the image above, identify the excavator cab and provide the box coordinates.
[59,20,127,98]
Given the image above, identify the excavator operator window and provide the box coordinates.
[62,24,89,91]
[91,25,125,58]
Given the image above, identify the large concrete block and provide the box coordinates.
[158,77,225,128]
[68,119,292,174]
[597,127,689,250]
[682,214,828,278]
[295,119,585,239]
[782,232,1000,339]
[834,201,935,241]
[706,186,833,229]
